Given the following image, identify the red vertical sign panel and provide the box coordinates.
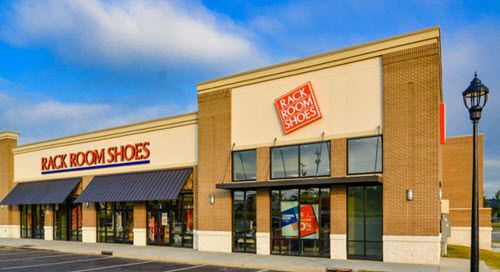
[440,103,446,144]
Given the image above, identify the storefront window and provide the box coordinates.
[271,142,330,179]
[347,136,382,174]
[271,187,330,257]
[54,199,82,241]
[147,193,194,248]
[232,190,256,253]
[97,202,133,244]
[232,150,257,181]
[20,204,45,239]
[347,185,382,260]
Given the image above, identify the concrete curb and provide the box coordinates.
[1,242,327,272]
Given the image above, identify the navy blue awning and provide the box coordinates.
[75,168,192,203]
[0,178,81,205]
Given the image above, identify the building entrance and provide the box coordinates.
[97,202,134,244]
[54,199,82,241]
[147,194,194,248]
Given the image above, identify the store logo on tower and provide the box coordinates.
[275,81,322,134]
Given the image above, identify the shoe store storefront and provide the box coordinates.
[0,27,492,265]
[0,113,198,247]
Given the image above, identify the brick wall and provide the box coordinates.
[448,208,491,227]
[331,185,347,234]
[442,135,484,209]
[81,175,96,228]
[382,43,441,237]
[45,207,54,227]
[0,138,16,226]
[256,189,270,233]
[197,89,232,232]
[134,202,146,229]
[331,138,346,178]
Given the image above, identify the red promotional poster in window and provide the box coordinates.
[299,204,319,238]
[275,81,322,134]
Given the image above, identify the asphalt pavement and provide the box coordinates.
[0,247,278,272]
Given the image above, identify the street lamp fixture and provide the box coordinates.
[462,72,489,272]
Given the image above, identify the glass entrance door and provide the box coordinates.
[146,194,194,248]
[55,200,82,241]
[271,188,330,257]
[97,202,133,244]
[114,202,134,244]
[232,190,256,253]
[147,202,171,246]
[347,185,382,260]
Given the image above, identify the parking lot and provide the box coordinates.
[0,247,276,272]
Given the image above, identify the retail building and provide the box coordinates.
[0,26,492,265]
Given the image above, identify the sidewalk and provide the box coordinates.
[0,238,488,272]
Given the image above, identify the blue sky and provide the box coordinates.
[0,0,498,197]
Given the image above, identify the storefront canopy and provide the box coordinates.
[216,175,382,190]
[0,178,81,205]
[75,168,192,203]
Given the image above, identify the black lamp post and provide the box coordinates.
[462,72,489,272]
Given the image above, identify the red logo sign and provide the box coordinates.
[41,142,150,173]
[275,81,322,134]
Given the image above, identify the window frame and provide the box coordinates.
[232,149,257,182]
[270,141,331,180]
[346,135,383,176]
[231,190,257,254]
[269,186,331,257]
[346,184,383,261]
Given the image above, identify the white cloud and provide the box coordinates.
[484,159,500,169]
[0,0,266,71]
[0,91,195,144]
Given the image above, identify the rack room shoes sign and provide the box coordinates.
[274,81,322,134]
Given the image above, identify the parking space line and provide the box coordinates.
[1,256,114,270]
[163,265,208,272]
[0,253,77,262]
[68,260,154,272]
[0,251,47,256]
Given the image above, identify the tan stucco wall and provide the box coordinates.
[14,123,197,182]
[231,58,383,149]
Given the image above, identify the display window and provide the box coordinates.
[271,187,330,257]
[232,150,257,182]
[147,193,193,248]
[347,136,383,175]
[271,142,330,179]
[20,204,45,239]
[97,202,134,244]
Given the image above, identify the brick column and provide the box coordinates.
[44,205,54,240]
[330,185,347,259]
[382,43,441,264]
[331,138,346,178]
[197,89,233,252]
[256,188,270,255]
[133,202,147,246]
[81,176,97,243]
[0,132,18,238]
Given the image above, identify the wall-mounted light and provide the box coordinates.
[85,202,90,208]
[209,194,215,205]
[406,189,414,201]
[0,205,4,209]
